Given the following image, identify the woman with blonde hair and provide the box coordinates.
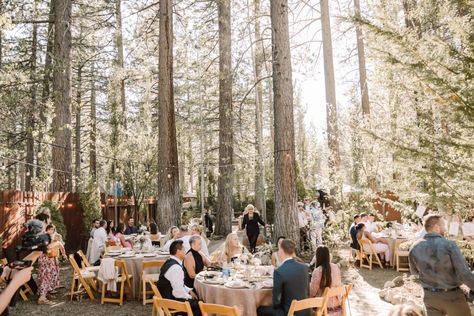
[242,204,265,253]
[191,225,210,257]
[219,233,249,263]
[162,226,180,252]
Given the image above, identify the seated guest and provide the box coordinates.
[359,213,368,225]
[190,225,210,257]
[356,223,390,265]
[365,213,379,233]
[124,217,138,235]
[271,236,286,267]
[106,220,119,245]
[219,233,249,264]
[257,240,311,316]
[114,223,133,248]
[149,223,161,246]
[162,226,180,252]
[350,215,361,250]
[157,240,202,316]
[184,236,211,288]
[178,225,192,253]
[310,245,342,315]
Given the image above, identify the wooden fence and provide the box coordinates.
[0,191,83,252]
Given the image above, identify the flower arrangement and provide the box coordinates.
[134,233,147,250]
[239,253,254,265]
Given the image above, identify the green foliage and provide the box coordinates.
[80,179,102,239]
[38,201,67,242]
[295,165,307,200]
[265,199,275,224]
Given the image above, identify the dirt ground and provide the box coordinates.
[8,245,474,316]
[11,264,154,316]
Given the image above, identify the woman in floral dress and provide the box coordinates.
[35,213,60,305]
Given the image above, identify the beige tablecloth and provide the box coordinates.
[118,254,170,298]
[376,235,407,266]
[195,275,272,316]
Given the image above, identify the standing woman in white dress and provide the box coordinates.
[89,220,107,265]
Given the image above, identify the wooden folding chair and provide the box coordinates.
[18,282,35,301]
[287,297,325,316]
[106,240,117,247]
[199,301,240,316]
[153,297,194,316]
[358,239,383,270]
[319,283,353,316]
[139,260,165,305]
[394,240,410,272]
[101,260,133,305]
[76,250,100,273]
[6,252,41,301]
[149,281,164,316]
[69,254,97,301]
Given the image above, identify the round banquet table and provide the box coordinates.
[373,232,409,266]
[113,253,170,298]
[195,273,272,316]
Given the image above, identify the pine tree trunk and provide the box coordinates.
[354,0,374,190]
[0,0,2,68]
[90,62,97,181]
[26,14,38,192]
[270,0,299,245]
[51,0,72,192]
[36,0,55,187]
[320,0,341,204]
[115,0,127,130]
[157,0,180,233]
[215,0,233,236]
[253,0,266,221]
[354,0,370,116]
[75,65,82,191]
[40,0,55,136]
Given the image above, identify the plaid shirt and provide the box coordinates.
[409,233,474,290]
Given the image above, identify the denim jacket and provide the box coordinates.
[409,233,474,290]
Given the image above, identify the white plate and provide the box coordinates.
[144,253,156,257]
[118,254,135,258]
[203,278,224,285]
[224,281,247,289]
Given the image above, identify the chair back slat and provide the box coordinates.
[69,254,82,273]
[148,280,163,298]
[142,260,166,270]
[287,297,325,316]
[320,284,353,316]
[153,297,194,315]
[76,250,91,268]
[198,301,240,316]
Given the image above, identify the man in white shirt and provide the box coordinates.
[89,220,107,265]
[177,225,192,253]
[157,240,201,316]
[365,213,379,233]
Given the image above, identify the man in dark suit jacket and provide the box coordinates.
[257,239,311,316]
